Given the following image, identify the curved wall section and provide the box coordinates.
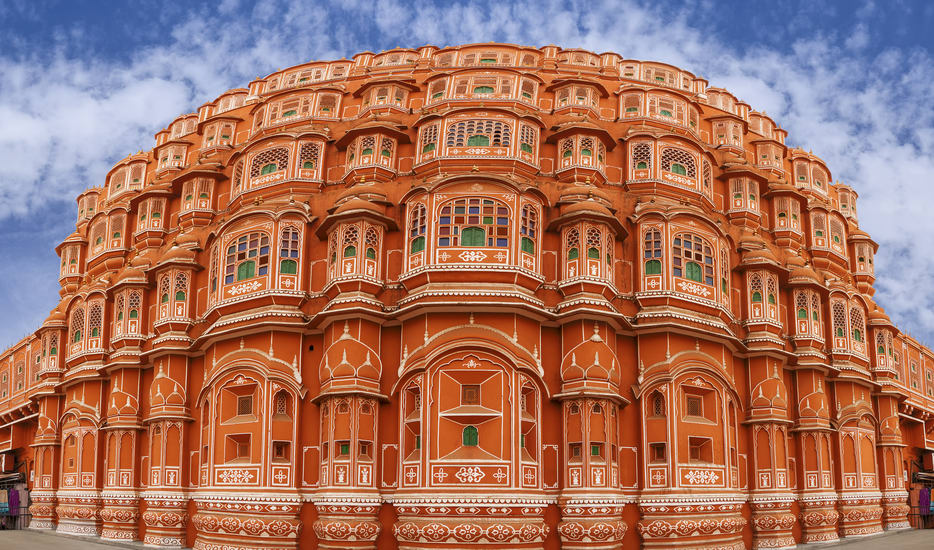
[0,42,928,549]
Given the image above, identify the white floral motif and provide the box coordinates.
[677,280,712,297]
[454,466,485,483]
[226,280,262,296]
[683,469,720,485]
[459,250,487,262]
[217,469,255,484]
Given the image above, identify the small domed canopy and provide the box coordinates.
[319,322,382,394]
[750,366,787,411]
[560,323,621,389]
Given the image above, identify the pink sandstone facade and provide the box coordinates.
[0,43,931,549]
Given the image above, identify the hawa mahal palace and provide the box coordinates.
[0,43,932,550]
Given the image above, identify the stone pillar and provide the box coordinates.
[557,497,627,550]
[141,492,189,547]
[749,496,796,549]
[837,493,883,537]
[313,498,381,550]
[191,495,302,550]
[28,489,57,530]
[100,490,140,540]
[55,490,102,535]
[637,498,746,549]
[798,494,840,543]
[881,490,911,530]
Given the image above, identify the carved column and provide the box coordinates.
[142,356,191,547]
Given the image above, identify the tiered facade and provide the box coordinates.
[0,43,932,549]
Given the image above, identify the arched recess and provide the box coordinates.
[196,354,305,489]
[394,339,548,492]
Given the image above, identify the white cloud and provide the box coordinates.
[0,0,933,346]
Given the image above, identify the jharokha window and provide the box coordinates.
[445,119,511,148]
[436,197,509,248]
[672,232,714,286]
[643,228,663,277]
[346,135,395,171]
[225,232,270,284]
[563,223,613,281]
[248,147,290,188]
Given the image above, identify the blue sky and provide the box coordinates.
[1,0,933,349]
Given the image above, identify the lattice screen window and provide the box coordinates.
[232,161,244,195]
[518,124,537,155]
[566,228,581,261]
[832,301,848,339]
[795,161,809,183]
[299,142,321,173]
[250,147,289,178]
[850,305,866,344]
[364,227,380,260]
[427,79,447,102]
[316,94,337,116]
[114,293,124,324]
[174,272,189,302]
[812,167,827,190]
[342,225,359,258]
[110,214,125,242]
[445,120,512,147]
[128,291,141,323]
[812,213,827,240]
[88,303,102,339]
[702,160,712,197]
[632,142,652,171]
[71,308,84,343]
[621,93,641,115]
[660,148,696,177]
[109,168,127,196]
[420,124,439,155]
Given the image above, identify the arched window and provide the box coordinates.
[128,291,140,320]
[436,197,509,248]
[159,274,170,304]
[71,308,85,344]
[567,228,580,261]
[409,203,427,254]
[660,148,697,179]
[174,272,188,302]
[279,227,300,275]
[224,232,270,284]
[520,205,537,254]
[832,301,848,340]
[88,303,102,339]
[364,227,379,261]
[419,123,439,156]
[672,233,714,285]
[249,147,289,185]
[643,228,663,275]
[298,142,321,176]
[462,425,479,446]
[586,227,602,259]
[632,142,652,174]
[445,120,512,148]
[651,391,665,417]
[342,225,359,257]
[850,305,866,344]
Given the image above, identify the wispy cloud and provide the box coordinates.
[0,0,932,345]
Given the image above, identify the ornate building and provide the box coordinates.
[0,43,932,550]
